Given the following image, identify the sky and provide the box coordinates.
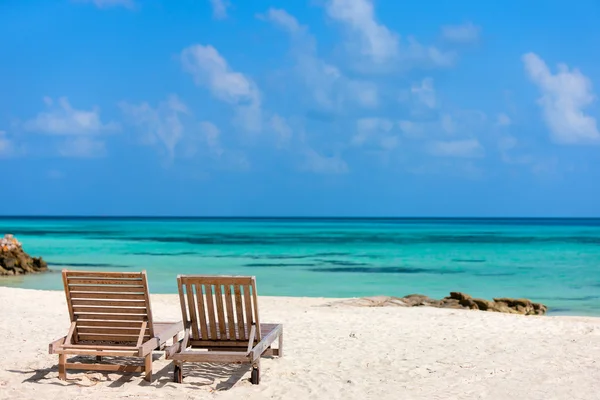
[1,0,600,217]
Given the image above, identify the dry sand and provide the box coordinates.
[0,286,599,400]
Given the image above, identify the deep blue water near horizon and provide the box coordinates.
[1,217,599,316]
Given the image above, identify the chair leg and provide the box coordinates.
[58,354,66,380]
[173,362,183,383]
[143,354,152,382]
[278,329,284,358]
[251,359,261,385]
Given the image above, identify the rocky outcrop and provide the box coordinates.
[326,291,547,315]
[0,234,48,276]
[444,292,547,315]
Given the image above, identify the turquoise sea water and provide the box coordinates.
[1,217,599,316]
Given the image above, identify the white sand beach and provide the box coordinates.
[0,286,599,400]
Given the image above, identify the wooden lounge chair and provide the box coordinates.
[165,275,283,384]
[49,270,183,382]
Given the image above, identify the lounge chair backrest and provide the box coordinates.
[177,275,261,342]
[62,270,154,343]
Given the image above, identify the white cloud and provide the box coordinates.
[441,22,480,44]
[398,120,426,138]
[24,97,118,135]
[269,114,293,148]
[258,8,302,33]
[210,0,230,19]
[347,81,379,108]
[411,78,436,108]
[428,139,484,158]
[302,149,349,174]
[443,110,487,135]
[181,45,258,104]
[120,95,189,159]
[441,113,456,134]
[181,121,252,170]
[379,135,399,151]
[523,52,600,144]
[261,8,378,111]
[353,118,396,149]
[325,0,398,64]
[0,131,12,157]
[325,0,454,69]
[58,137,106,158]
[497,113,512,126]
[76,0,135,9]
[404,37,455,68]
[400,110,486,142]
[181,44,262,132]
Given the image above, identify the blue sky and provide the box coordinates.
[1,0,600,216]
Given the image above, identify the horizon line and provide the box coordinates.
[1,215,600,220]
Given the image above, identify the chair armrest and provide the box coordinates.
[138,337,160,357]
[49,336,66,354]
[250,324,283,361]
[164,322,191,359]
[164,340,182,359]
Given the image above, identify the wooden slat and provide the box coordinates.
[243,285,253,337]
[65,363,144,372]
[251,279,262,341]
[141,271,155,338]
[68,286,145,293]
[62,343,136,350]
[224,284,236,340]
[59,350,138,357]
[185,283,200,340]
[136,321,148,347]
[77,327,150,335]
[205,284,217,339]
[195,284,208,340]
[77,334,148,342]
[189,340,248,350]
[185,322,279,347]
[62,271,76,337]
[76,320,145,328]
[179,276,254,285]
[170,351,250,363]
[214,284,227,339]
[71,299,147,307]
[67,278,144,286]
[233,285,246,340]
[70,292,146,300]
[65,271,143,278]
[76,314,147,321]
[177,276,188,331]
[73,306,147,314]
[247,325,256,353]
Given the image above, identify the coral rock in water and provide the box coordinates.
[0,234,48,276]
[327,291,547,315]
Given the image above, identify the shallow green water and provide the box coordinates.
[1,217,599,316]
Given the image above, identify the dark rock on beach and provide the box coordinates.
[327,291,547,315]
[0,234,48,276]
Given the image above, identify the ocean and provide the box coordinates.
[1,217,599,316]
